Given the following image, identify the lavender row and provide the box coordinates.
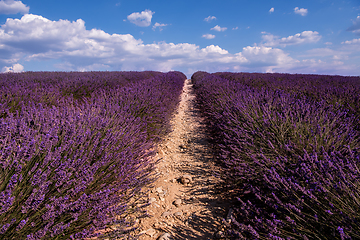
[0,71,163,116]
[0,71,186,239]
[214,72,360,120]
[192,71,360,239]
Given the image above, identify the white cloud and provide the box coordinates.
[232,27,238,30]
[242,46,295,68]
[304,48,349,60]
[294,7,308,16]
[291,59,356,76]
[202,34,215,39]
[342,38,360,44]
[269,7,274,13]
[211,25,227,32]
[0,14,358,77]
[2,63,23,72]
[262,31,321,47]
[0,0,29,14]
[204,16,216,22]
[1,14,245,73]
[339,38,360,53]
[127,9,154,27]
[0,14,88,53]
[152,22,168,31]
[201,45,229,55]
[347,16,360,35]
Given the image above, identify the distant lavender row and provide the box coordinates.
[192,71,360,239]
[0,71,163,115]
[214,72,360,120]
[0,71,186,239]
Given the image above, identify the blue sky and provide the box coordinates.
[0,0,359,77]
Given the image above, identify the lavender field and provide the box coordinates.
[1,70,360,239]
[0,71,186,239]
[192,71,360,239]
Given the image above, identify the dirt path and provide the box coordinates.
[133,79,228,240]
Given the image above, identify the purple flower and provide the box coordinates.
[0,223,10,234]
[325,210,333,215]
[286,216,296,226]
[16,218,28,230]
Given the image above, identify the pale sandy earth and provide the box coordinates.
[131,78,230,239]
[89,79,231,240]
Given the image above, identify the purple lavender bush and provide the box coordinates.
[0,71,163,115]
[214,72,360,122]
[0,71,185,239]
[192,71,360,239]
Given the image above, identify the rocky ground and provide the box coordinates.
[129,78,231,240]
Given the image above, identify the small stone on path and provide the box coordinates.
[155,187,163,193]
[173,199,182,207]
[157,233,172,240]
[145,228,156,237]
[174,211,182,216]
[174,211,183,219]
[162,211,172,218]
[180,174,192,184]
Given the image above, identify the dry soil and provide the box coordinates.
[133,78,229,240]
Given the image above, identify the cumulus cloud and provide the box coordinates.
[211,25,227,32]
[241,46,295,69]
[0,0,29,14]
[347,16,360,35]
[0,14,89,54]
[201,45,229,55]
[152,22,168,31]
[127,9,154,27]
[1,14,245,73]
[204,16,216,22]
[0,14,358,76]
[2,63,24,72]
[269,8,274,13]
[340,38,360,53]
[202,34,215,39]
[294,7,308,16]
[262,31,321,47]
[342,38,360,44]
